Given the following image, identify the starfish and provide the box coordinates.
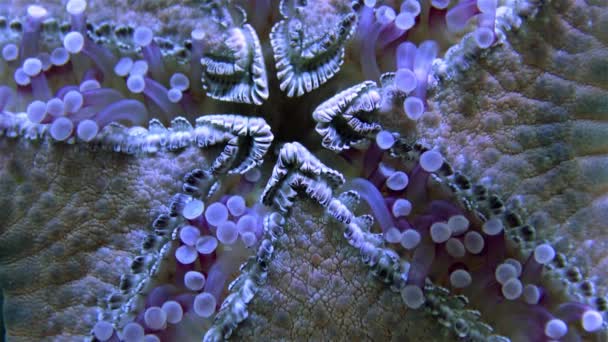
[0,0,607,341]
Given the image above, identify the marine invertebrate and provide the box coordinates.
[0,0,607,341]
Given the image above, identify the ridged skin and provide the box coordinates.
[233,201,450,341]
[0,141,210,340]
[419,0,608,292]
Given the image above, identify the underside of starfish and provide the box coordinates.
[0,0,607,341]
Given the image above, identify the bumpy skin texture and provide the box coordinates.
[0,141,210,340]
[0,0,607,341]
[235,201,446,341]
[419,0,608,289]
